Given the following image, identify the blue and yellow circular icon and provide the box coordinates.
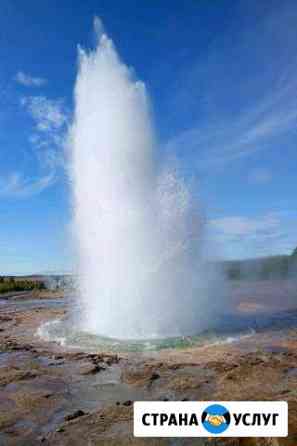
[201,404,231,434]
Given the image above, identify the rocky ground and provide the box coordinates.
[0,291,296,445]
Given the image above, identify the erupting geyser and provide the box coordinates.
[69,18,222,339]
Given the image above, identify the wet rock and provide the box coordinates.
[64,409,86,422]
[123,364,160,386]
[280,389,290,395]
[103,355,119,366]
[226,373,235,380]
[122,400,133,406]
[150,372,160,381]
[79,362,104,375]
[68,351,120,366]
[48,360,64,366]
[0,315,13,322]
[0,367,39,386]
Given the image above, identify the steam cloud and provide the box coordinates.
[69,18,224,339]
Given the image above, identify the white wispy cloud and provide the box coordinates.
[1,95,69,198]
[210,214,280,239]
[164,3,297,172]
[209,212,296,259]
[21,96,67,131]
[21,95,68,166]
[165,80,297,170]
[15,71,47,87]
[0,171,55,198]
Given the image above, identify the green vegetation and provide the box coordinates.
[0,277,46,294]
[224,246,297,281]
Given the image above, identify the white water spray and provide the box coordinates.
[69,19,222,339]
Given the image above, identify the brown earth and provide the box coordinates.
[0,293,296,446]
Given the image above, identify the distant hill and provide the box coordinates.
[224,247,297,281]
[0,276,45,294]
[0,274,73,293]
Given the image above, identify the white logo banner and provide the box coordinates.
[134,401,288,437]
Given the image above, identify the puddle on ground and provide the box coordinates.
[286,367,297,378]
[263,345,289,354]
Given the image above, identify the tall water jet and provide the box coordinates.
[69,19,222,339]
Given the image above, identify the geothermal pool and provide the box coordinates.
[1,279,296,352]
[35,279,297,352]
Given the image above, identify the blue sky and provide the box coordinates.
[0,0,296,274]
